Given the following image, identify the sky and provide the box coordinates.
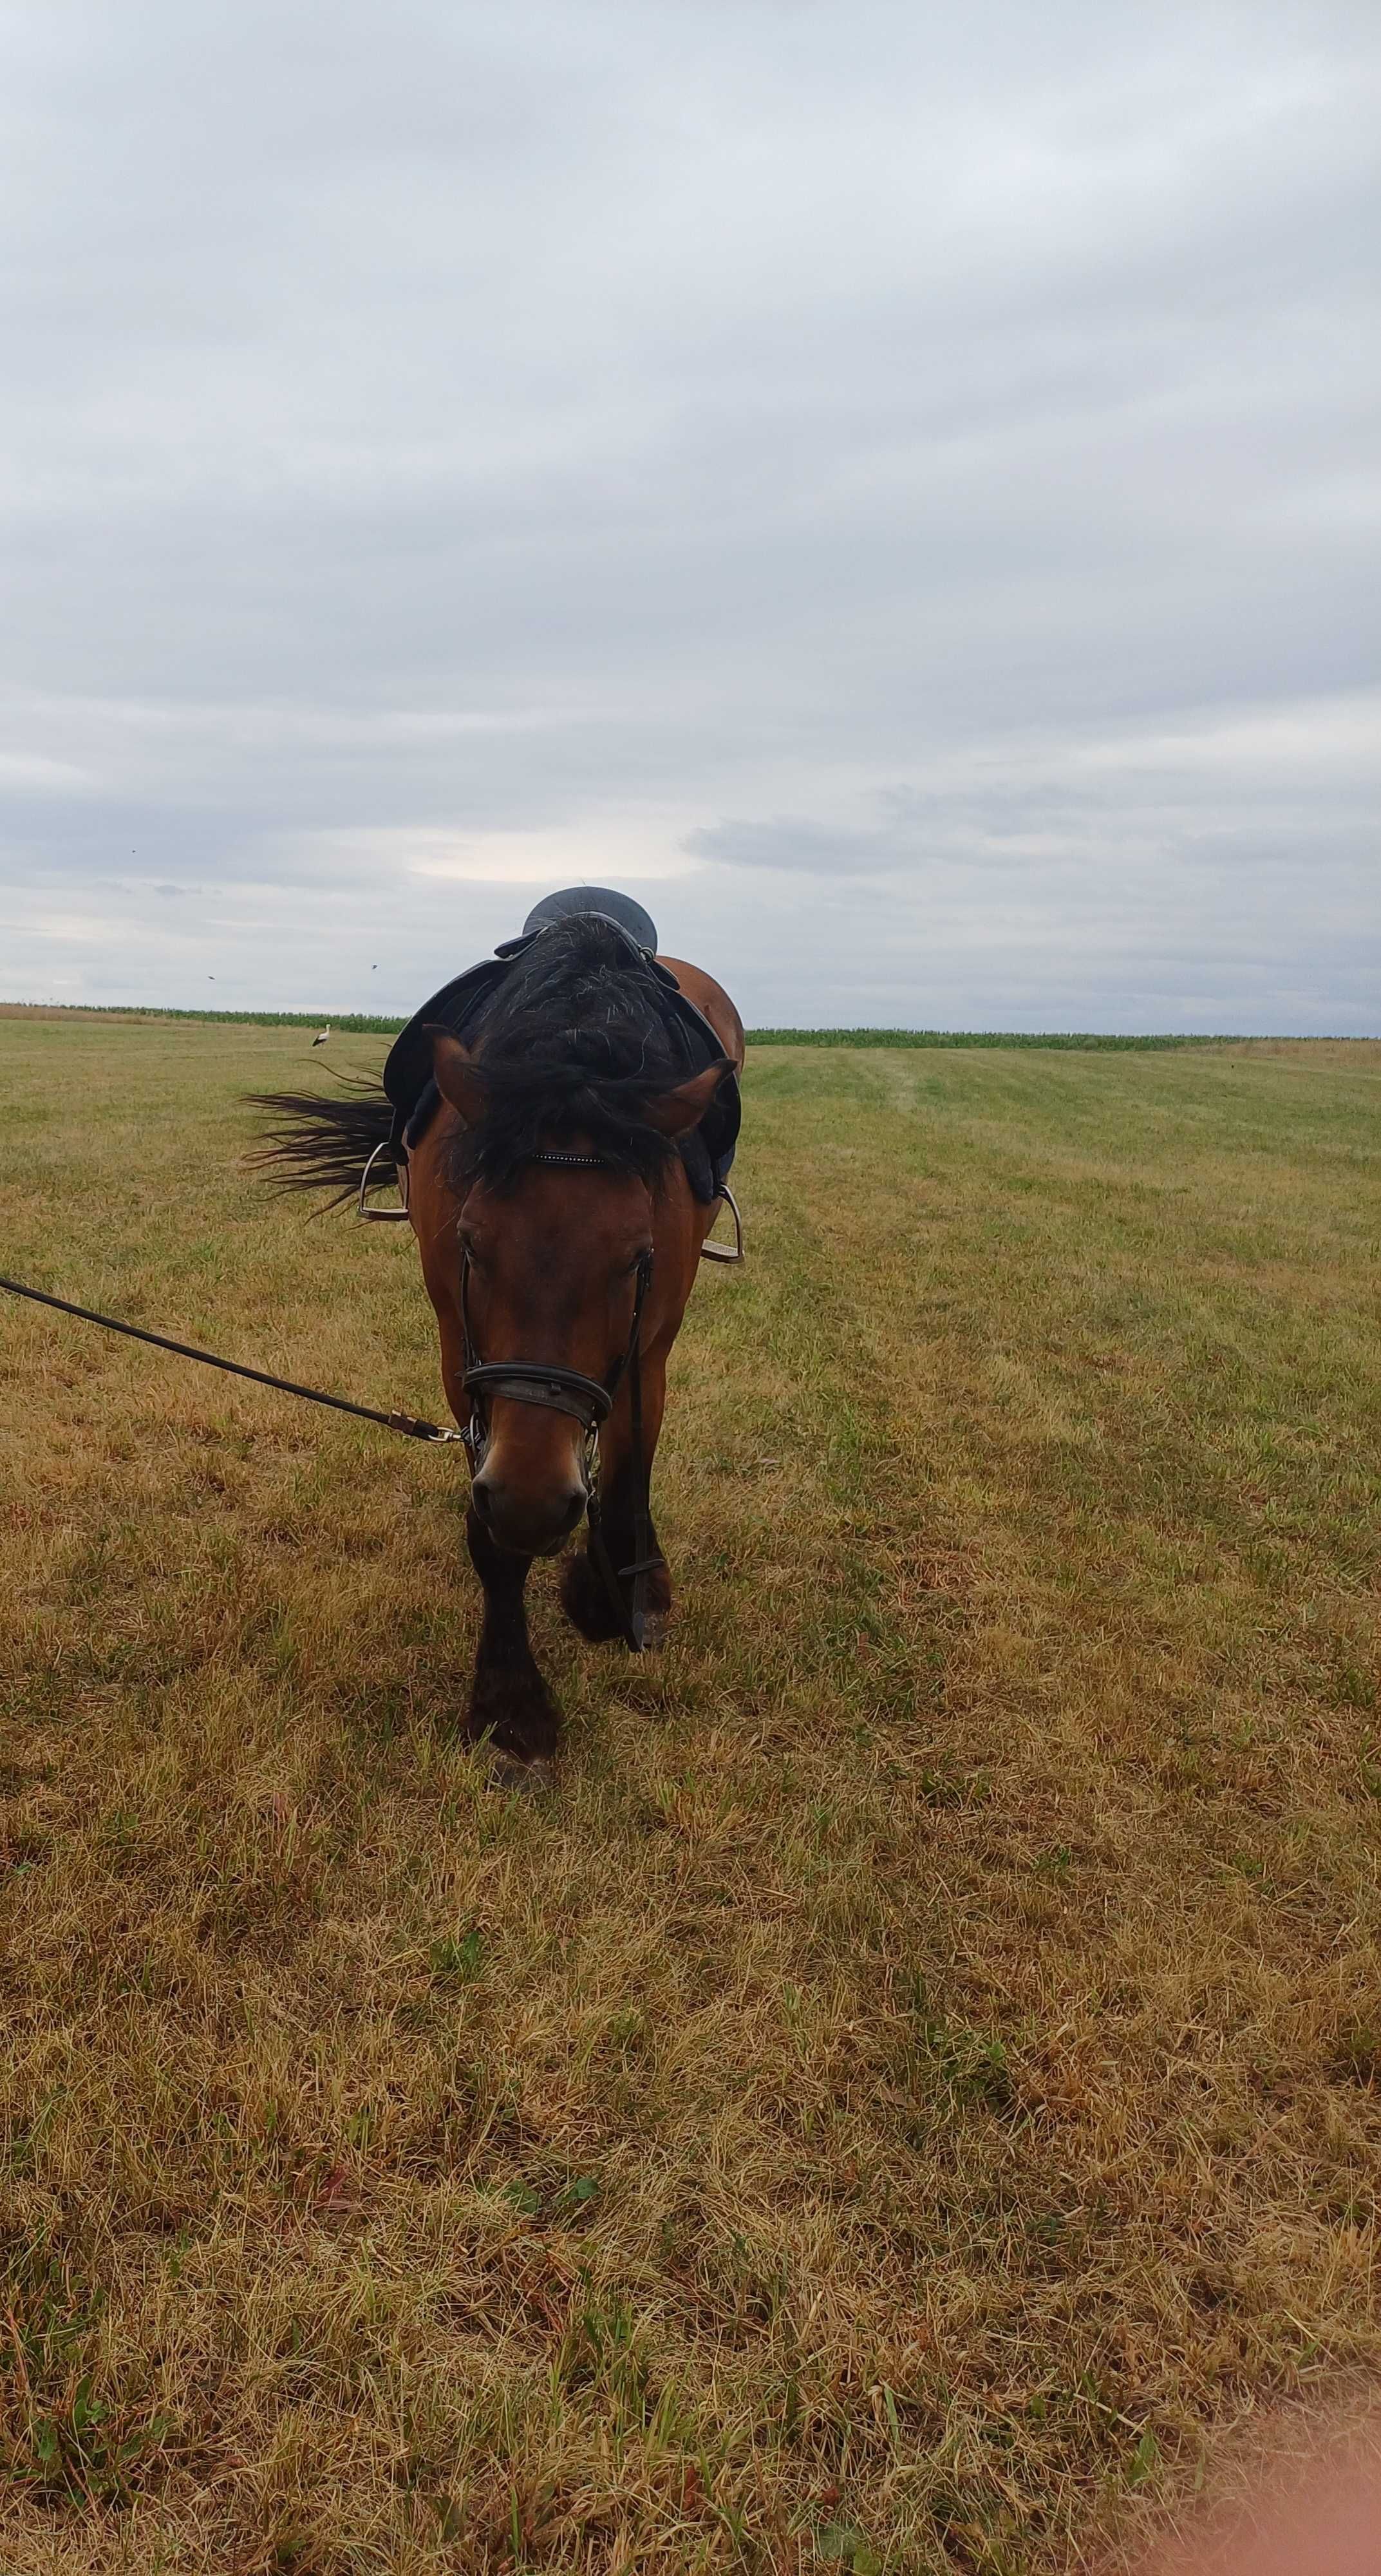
[1,0,1377,1031]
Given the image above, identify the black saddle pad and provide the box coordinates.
[382,925,739,1204]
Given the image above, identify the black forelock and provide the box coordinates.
[442,913,682,1193]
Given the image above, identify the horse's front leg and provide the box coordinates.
[561,1356,672,1651]
[423,1291,562,1763]
[464,1505,562,1761]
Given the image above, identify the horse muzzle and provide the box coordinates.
[469,1465,589,1557]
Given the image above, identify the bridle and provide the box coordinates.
[457,1149,663,1652]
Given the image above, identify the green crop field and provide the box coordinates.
[0,1002,1279,1047]
[2,1016,1379,2573]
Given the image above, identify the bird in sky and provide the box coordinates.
[312,1025,330,1048]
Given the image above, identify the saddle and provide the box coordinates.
[382,920,740,1204]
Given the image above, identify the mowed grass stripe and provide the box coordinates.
[1,1023,1379,2572]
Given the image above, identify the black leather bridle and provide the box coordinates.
[458,1151,663,1651]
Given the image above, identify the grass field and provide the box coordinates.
[2,1018,1379,2573]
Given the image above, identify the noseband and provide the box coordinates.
[458,1150,662,1651]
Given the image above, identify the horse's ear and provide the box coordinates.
[427,1027,486,1128]
[644,1059,732,1139]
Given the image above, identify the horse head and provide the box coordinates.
[429,1028,724,1558]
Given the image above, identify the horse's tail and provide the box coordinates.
[247,1077,397,1209]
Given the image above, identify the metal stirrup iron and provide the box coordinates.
[699,1183,744,1264]
[358,1139,412,1221]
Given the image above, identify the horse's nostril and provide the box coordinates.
[471,1477,494,1524]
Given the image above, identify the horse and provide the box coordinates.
[254,911,744,1765]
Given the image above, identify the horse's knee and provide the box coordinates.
[560,1535,671,1649]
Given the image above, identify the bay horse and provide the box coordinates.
[256,911,744,1765]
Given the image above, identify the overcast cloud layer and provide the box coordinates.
[2,0,1377,1028]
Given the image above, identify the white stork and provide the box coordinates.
[311,1024,330,1048]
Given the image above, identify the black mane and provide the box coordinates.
[446,914,682,1193]
[250,914,698,1209]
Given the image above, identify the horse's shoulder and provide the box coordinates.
[655,956,745,1072]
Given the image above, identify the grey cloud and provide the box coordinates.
[1,0,1378,1026]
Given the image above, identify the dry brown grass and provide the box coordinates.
[2,1019,1380,2573]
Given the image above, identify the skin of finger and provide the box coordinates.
[1147,2464,1381,2576]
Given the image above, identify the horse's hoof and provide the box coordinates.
[465,1667,561,1766]
[487,1752,557,1795]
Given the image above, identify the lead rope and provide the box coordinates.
[3,1242,665,1642]
[0,1273,465,1444]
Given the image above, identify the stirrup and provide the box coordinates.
[699,1184,744,1264]
[357,1140,412,1221]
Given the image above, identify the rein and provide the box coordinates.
[458,1156,662,1651]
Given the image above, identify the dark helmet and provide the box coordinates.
[521,884,659,954]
